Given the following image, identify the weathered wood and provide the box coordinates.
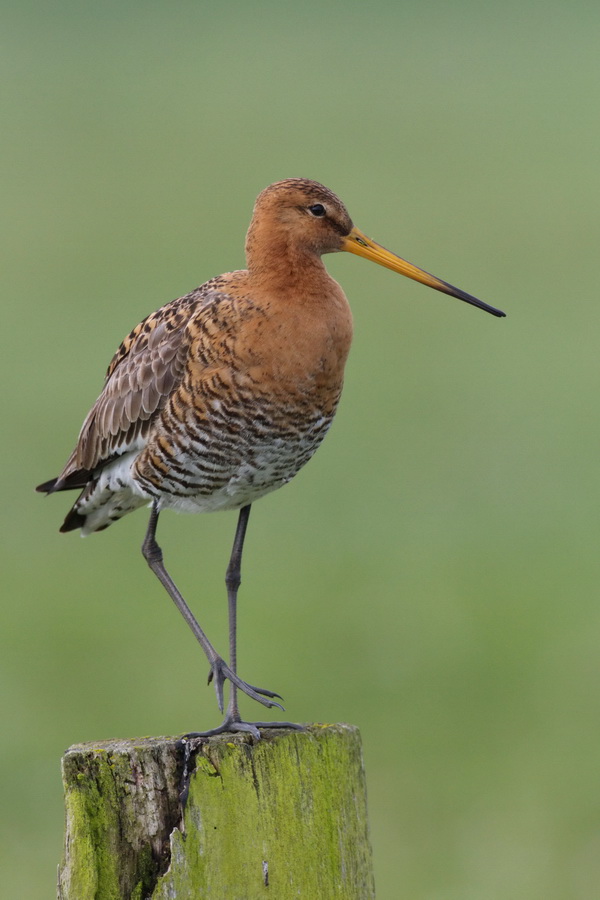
[58,724,375,899]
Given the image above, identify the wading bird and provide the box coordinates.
[37,178,505,738]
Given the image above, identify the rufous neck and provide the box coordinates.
[245,218,328,288]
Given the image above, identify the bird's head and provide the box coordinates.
[248,178,354,258]
[247,178,505,317]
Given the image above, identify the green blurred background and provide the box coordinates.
[3,0,600,896]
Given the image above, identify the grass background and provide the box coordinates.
[3,1,600,896]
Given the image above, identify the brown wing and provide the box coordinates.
[43,292,203,491]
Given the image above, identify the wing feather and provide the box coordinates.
[52,292,204,487]
[37,282,240,497]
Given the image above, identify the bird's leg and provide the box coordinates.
[222,503,251,723]
[186,504,304,741]
[141,500,283,714]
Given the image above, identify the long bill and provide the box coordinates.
[342,227,506,318]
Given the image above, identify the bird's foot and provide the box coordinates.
[207,657,284,713]
[185,715,305,742]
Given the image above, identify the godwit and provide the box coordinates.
[37,178,505,738]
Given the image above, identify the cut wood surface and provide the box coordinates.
[58,723,375,899]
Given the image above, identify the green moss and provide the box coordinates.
[61,754,122,899]
[58,727,374,900]
[194,755,220,777]
[59,742,179,899]
[153,725,374,899]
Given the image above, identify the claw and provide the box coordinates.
[249,685,284,701]
[207,662,226,712]
[207,658,284,712]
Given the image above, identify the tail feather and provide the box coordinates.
[60,506,87,533]
[36,477,59,494]
[38,452,143,534]
[36,469,91,494]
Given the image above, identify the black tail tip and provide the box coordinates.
[36,478,58,494]
[60,509,87,533]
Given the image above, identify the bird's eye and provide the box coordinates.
[307,203,326,217]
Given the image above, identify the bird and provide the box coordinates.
[37,178,505,739]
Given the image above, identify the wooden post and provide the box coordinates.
[57,724,375,899]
